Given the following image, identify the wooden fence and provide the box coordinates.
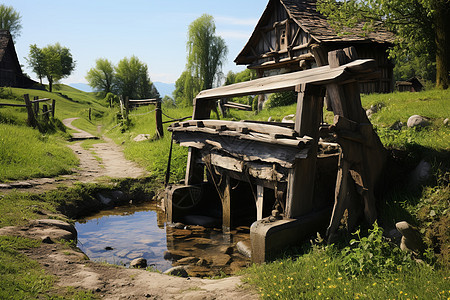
[0,94,55,127]
[119,96,164,138]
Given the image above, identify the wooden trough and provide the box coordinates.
[164,47,386,263]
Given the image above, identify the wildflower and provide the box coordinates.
[288,286,291,289]
[373,283,377,286]
[318,292,322,295]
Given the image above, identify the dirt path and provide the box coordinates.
[0,118,147,193]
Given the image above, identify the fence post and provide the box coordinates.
[42,104,49,121]
[23,94,37,128]
[33,96,39,115]
[51,99,56,118]
[155,100,164,138]
[89,107,91,120]
[124,96,129,119]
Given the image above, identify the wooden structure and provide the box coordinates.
[234,0,395,94]
[0,94,56,127]
[396,77,423,92]
[165,47,386,262]
[0,30,37,88]
[120,96,164,138]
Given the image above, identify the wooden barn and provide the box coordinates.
[0,30,37,88]
[235,0,395,94]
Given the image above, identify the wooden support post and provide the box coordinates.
[256,185,264,220]
[285,84,324,218]
[23,94,37,128]
[33,96,39,115]
[155,100,164,138]
[124,96,129,119]
[325,47,386,241]
[221,174,232,233]
[51,99,55,118]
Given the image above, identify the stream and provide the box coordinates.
[76,202,251,277]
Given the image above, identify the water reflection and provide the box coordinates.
[76,202,251,277]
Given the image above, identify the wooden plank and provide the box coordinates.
[0,103,27,107]
[173,131,309,168]
[174,119,299,138]
[195,59,376,101]
[221,174,232,233]
[23,94,37,128]
[30,98,51,103]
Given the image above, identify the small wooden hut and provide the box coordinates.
[0,30,37,88]
[235,0,395,94]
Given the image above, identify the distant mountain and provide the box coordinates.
[153,82,175,98]
[68,82,175,98]
[69,83,93,93]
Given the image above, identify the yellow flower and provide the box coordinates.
[318,292,322,296]
[373,283,377,286]
[288,286,291,289]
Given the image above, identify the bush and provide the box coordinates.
[265,91,296,108]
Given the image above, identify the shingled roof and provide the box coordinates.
[279,0,394,43]
[235,0,394,65]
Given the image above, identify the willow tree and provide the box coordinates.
[318,0,449,89]
[184,14,228,104]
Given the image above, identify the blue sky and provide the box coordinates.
[5,0,269,85]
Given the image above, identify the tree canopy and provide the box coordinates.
[26,43,76,92]
[0,4,22,40]
[317,0,449,89]
[115,56,159,99]
[85,58,116,97]
[174,14,228,106]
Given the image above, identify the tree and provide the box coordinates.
[318,0,450,89]
[115,56,159,99]
[86,58,116,97]
[184,14,228,103]
[26,45,45,84]
[0,4,22,40]
[27,43,76,92]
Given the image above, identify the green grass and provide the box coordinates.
[0,123,78,181]
[243,247,449,299]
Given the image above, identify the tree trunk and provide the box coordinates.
[435,3,450,89]
[48,75,53,92]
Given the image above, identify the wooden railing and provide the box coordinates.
[0,94,56,127]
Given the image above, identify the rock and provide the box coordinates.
[9,181,33,188]
[176,257,199,265]
[133,134,151,142]
[111,190,125,201]
[41,236,54,244]
[281,114,295,123]
[130,258,147,269]
[389,121,403,131]
[0,183,12,189]
[365,104,382,118]
[396,221,426,255]
[219,246,234,255]
[236,241,252,258]
[172,222,185,229]
[208,254,232,266]
[97,193,112,205]
[196,258,208,266]
[185,265,215,277]
[163,266,189,277]
[407,115,430,128]
[183,215,220,227]
[408,159,431,188]
[444,118,449,126]
[385,228,402,246]
[267,116,273,122]
[163,250,190,261]
[31,219,77,237]
[105,246,114,251]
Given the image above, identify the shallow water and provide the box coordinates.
[76,202,251,277]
